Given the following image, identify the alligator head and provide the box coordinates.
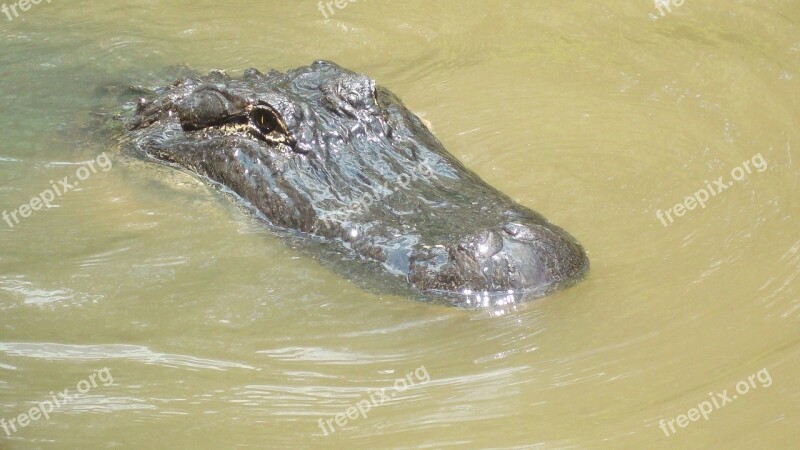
[124,60,589,306]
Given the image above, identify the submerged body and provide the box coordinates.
[123,61,588,306]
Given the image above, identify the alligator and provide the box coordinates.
[122,60,589,306]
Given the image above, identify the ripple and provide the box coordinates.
[0,342,255,371]
[257,347,403,364]
[0,277,102,307]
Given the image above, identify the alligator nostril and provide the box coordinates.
[501,224,519,237]
[502,222,543,242]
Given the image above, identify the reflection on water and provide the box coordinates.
[0,0,798,448]
[0,343,255,371]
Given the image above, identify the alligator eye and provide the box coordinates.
[248,103,296,148]
[251,105,280,134]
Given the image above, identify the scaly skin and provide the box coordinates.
[123,60,589,306]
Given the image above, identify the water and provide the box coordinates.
[1,1,798,448]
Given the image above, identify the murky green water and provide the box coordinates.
[1,1,799,448]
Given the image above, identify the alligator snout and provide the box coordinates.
[408,222,588,301]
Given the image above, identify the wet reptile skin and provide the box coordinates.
[123,60,589,306]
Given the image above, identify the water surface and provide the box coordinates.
[1,1,799,448]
